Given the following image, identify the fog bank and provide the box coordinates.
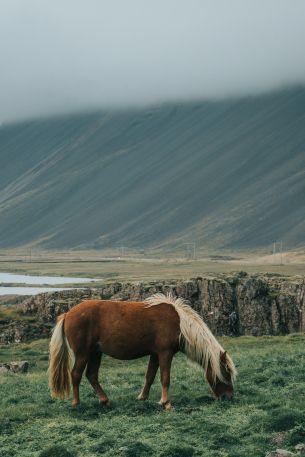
[1,0,305,121]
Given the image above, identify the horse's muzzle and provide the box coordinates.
[219,393,233,401]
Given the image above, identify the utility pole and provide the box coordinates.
[272,241,284,265]
[184,242,196,260]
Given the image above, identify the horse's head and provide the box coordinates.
[206,351,234,400]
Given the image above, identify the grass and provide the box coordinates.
[0,305,41,323]
[0,257,305,283]
[0,306,52,343]
[1,246,305,281]
[1,336,305,456]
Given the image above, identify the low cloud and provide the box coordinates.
[1,0,305,121]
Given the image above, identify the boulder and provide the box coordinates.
[266,450,294,457]
[9,361,29,373]
[0,364,10,375]
[295,443,305,454]
[0,361,29,374]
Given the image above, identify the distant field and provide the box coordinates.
[0,250,304,283]
[1,335,305,457]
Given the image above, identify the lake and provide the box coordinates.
[0,272,99,296]
[0,286,77,296]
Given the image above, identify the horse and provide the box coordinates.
[49,293,236,409]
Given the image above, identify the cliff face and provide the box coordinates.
[2,273,302,345]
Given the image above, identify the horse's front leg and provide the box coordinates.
[137,354,159,401]
[158,350,174,410]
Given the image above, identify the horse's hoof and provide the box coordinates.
[99,399,111,407]
[158,400,172,411]
[137,394,148,401]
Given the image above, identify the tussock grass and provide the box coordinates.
[1,335,305,456]
[0,306,28,321]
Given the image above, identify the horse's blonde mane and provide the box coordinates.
[145,293,236,384]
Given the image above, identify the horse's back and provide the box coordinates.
[64,299,180,359]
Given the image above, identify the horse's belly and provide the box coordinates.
[98,340,151,360]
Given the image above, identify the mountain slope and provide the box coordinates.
[0,87,305,250]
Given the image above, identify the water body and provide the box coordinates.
[0,272,98,285]
[0,286,77,296]
[0,272,99,296]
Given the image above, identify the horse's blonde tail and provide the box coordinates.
[48,314,75,399]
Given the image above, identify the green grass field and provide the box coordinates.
[1,336,305,457]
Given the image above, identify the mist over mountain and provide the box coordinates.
[0,86,305,251]
[1,1,305,122]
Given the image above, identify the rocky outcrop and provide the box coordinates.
[0,361,29,374]
[0,273,304,344]
[0,320,52,345]
[8,273,303,343]
[265,451,294,457]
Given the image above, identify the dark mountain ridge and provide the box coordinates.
[0,87,305,251]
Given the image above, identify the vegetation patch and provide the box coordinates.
[288,425,305,446]
[159,445,195,457]
[39,446,75,457]
[1,335,305,456]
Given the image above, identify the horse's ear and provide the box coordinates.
[220,351,227,363]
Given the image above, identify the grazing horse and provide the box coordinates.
[49,293,236,409]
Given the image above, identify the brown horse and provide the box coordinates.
[49,293,236,409]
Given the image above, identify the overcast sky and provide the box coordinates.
[1,0,305,122]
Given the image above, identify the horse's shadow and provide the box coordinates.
[66,393,219,419]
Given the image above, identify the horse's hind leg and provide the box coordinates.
[137,354,159,401]
[86,351,110,405]
[71,356,87,407]
[158,350,174,410]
